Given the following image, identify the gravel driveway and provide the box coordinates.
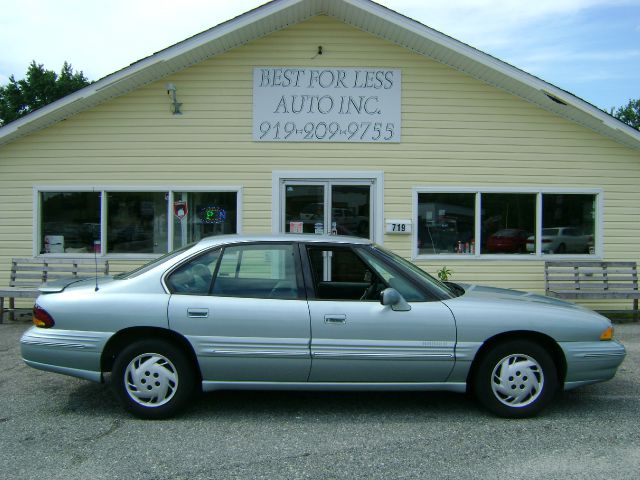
[1,314,639,480]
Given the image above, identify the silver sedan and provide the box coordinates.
[21,234,625,419]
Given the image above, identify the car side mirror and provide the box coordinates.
[380,288,411,312]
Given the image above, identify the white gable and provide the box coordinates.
[1,0,639,149]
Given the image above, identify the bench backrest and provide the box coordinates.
[9,257,110,288]
[545,261,638,295]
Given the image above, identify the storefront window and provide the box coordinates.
[481,193,535,254]
[40,192,101,254]
[283,182,372,238]
[331,185,370,238]
[38,188,239,256]
[172,192,237,248]
[417,193,475,255]
[107,192,168,254]
[542,194,596,254]
[415,189,600,258]
[285,185,324,234]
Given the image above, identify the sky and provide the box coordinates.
[1,0,639,111]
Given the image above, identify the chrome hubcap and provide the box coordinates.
[124,353,178,407]
[491,353,544,407]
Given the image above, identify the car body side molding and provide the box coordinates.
[201,381,467,393]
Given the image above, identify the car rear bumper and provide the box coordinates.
[559,340,626,390]
[20,326,109,382]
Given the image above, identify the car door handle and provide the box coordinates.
[187,308,209,318]
[324,314,346,324]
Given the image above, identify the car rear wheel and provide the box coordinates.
[474,340,557,418]
[112,339,195,419]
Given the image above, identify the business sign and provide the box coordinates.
[253,67,401,142]
[289,221,303,233]
[173,201,188,221]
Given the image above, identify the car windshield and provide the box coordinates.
[115,243,195,279]
[369,245,459,299]
[542,228,560,236]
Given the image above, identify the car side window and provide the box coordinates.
[306,246,385,301]
[166,249,220,295]
[356,248,428,302]
[211,243,300,299]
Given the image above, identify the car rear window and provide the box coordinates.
[115,243,194,279]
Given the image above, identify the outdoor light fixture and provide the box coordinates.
[165,83,182,114]
[310,45,323,60]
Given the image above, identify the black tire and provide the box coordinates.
[555,243,566,254]
[474,340,558,418]
[112,339,196,419]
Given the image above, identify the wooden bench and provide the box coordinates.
[0,257,109,322]
[545,261,639,321]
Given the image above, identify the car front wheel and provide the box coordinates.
[112,339,195,419]
[474,340,558,418]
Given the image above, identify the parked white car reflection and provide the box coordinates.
[526,227,593,254]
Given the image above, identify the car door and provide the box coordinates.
[167,242,311,383]
[303,244,456,383]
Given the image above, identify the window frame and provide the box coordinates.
[412,187,603,260]
[271,170,384,243]
[33,185,243,258]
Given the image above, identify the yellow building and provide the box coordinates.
[1,0,639,311]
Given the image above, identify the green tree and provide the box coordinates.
[611,98,640,131]
[0,61,91,126]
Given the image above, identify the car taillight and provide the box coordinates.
[32,304,55,328]
[542,239,551,243]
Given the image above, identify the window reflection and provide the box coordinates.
[541,194,595,254]
[481,193,535,254]
[416,190,598,257]
[172,192,237,248]
[41,190,238,255]
[107,192,167,254]
[284,185,324,234]
[417,193,475,255]
[331,185,370,238]
[41,192,101,254]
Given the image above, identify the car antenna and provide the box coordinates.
[94,235,100,292]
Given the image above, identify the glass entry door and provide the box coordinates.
[283,181,372,239]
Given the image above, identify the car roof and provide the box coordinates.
[195,233,373,248]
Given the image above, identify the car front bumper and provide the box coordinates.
[560,340,626,390]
